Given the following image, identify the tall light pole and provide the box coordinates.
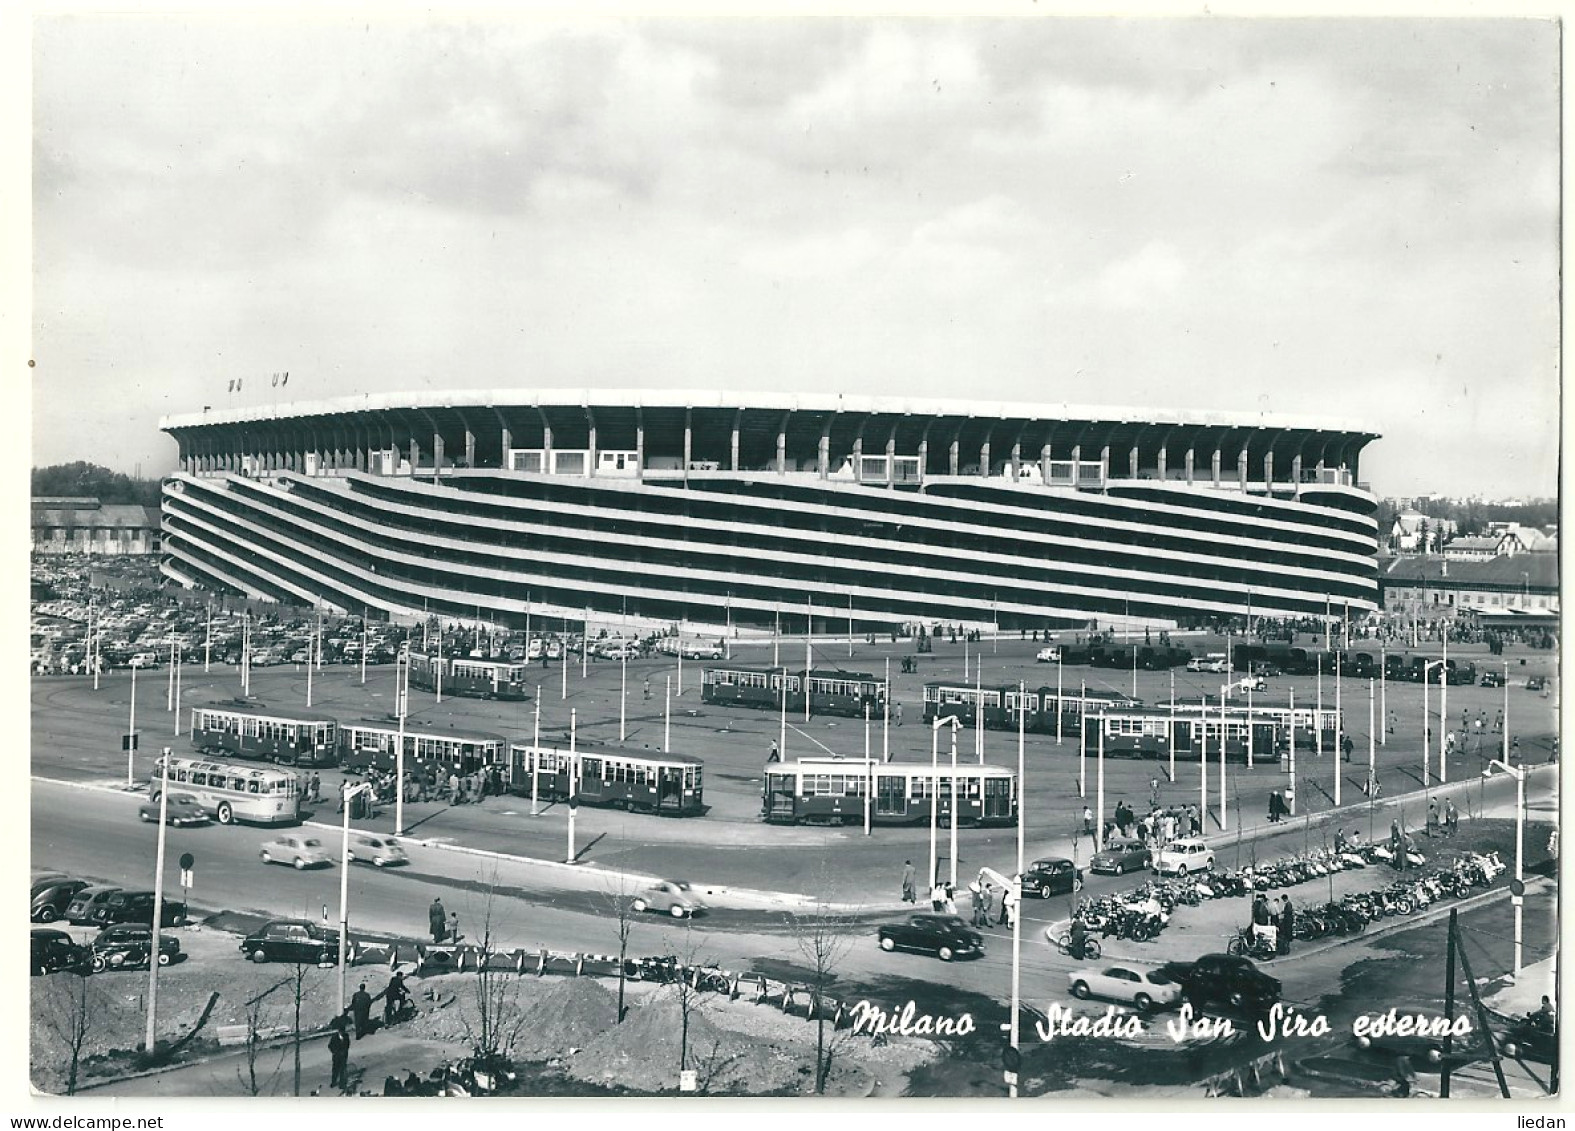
[949,720,959,891]
[394,647,409,835]
[882,657,890,764]
[665,675,672,754]
[167,642,176,712]
[1286,688,1295,816]
[620,651,627,743]
[1169,669,1177,781]
[779,669,788,764]
[1096,721,1106,851]
[1079,680,1088,797]
[1010,679,1025,1099]
[1423,660,1446,786]
[144,750,172,1056]
[360,612,368,686]
[803,597,812,723]
[1316,661,1323,761]
[1484,758,1526,975]
[338,780,376,1016]
[1440,626,1450,784]
[1200,702,1209,829]
[127,663,138,787]
[975,665,983,764]
[203,610,212,674]
[773,605,780,669]
[1334,653,1342,807]
[863,703,872,836]
[929,722,939,890]
[566,709,578,864]
[1056,651,1064,745]
[306,629,314,707]
[173,652,182,736]
[532,685,542,815]
[1218,693,1227,830]
[1379,641,1387,745]
[1368,678,1376,799]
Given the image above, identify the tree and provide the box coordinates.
[39,974,104,1095]
[236,978,290,1096]
[459,873,529,1061]
[602,878,639,1023]
[791,866,857,1094]
[32,461,162,507]
[669,923,708,1077]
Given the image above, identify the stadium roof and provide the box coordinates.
[161,387,1379,438]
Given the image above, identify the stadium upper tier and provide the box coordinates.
[159,389,1381,629]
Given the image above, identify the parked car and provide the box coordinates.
[1187,654,1228,673]
[347,833,407,867]
[32,879,92,923]
[138,792,211,826]
[1035,647,1061,663]
[259,834,333,870]
[65,884,124,925]
[599,642,640,661]
[90,924,181,972]
[31,871,73,896]
[31,929,91,977]
[877,914,984,962]
[1090,838,1152,876]
[240,919,346,965]
[1156,838,1216,877]
[1352,1007,1490,1066]
[1481,671,1505,688]
[631,880,705,918]
[1527,676,1546,692]
[87,889,186,929]
[1019,857,1083,898]
[1068,964,1182,1013]
[1178,953,1281,1016]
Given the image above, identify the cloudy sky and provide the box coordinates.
[29,14,1560,498]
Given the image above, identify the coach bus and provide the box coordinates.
[761,757,1017,828]
[189,702,339,767]
[340,719,507,776]
[701,665,886,718]
[149,754,302,826]
[506,743,705,816]
[922,682,1140,735]
[407,651,530,701]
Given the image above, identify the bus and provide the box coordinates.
[921,682,1140,735]
[149,754,301,826]
[188,702,339,767]
[340,719,508,776]
[761,757,1017,828]
[700,666,887,718]
[407,651,529,701]
[506,743,705,816]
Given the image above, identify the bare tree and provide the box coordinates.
[602,877,638,1023]
[236,977,289,1096]
[459,871,529,1061]
[39,974,102,1095]
[791,867,856,1094]
[288,960,314,1098]
[668,923,708,1076]
[692,1035,746,1095]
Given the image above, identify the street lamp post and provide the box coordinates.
[533,685,542,815]
[127,663,138,787]
[1286,689,1296,816]
[620,652,627,743]
[394,647,409,835]
[338,780,376,1016]
[566,709,578,864]
[144,750,172,1056]
[1484,758,1526,975]
[1079,680,1088,797]
[1056,651,1063,745]
[1423,660,1446,787]
[1334,653,1342,807]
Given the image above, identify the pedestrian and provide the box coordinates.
[1444,799,1458,837]
[383,971,408,1022]
[1252,893,1270,926]
[448,912,461,944]
[1267,791,1280,823]
[1149,777,1160,809]
[895,702,903,726]
[1082,805,1095,845]
[1426,799,1440,838]
[901,860,916,904]
[1389,820,1402,853]
[942,884,958,917]
[970,882,988,927]
[643,678,651,701]
[309,773,320,803]
[1001,884,1018,929]
[1278,901,1293,955]
[350,982,374,1039]
[429,897,446,943]
[930,880,946,912]
[1388,711,1396,735]
[1342,734,1354,762]
[767,740,780,763]
[327,1021,350,1091]
[448,772,460,804]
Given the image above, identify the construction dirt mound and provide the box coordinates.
[513,977,619,1059]
[567,992,805,1095]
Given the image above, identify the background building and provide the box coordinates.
[31,497,162,556]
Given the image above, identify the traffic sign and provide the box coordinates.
[1003,1070,1019,1087]
[179,852,195,871]
[1002,1045,1022,1072]
[1509,878,1526,897]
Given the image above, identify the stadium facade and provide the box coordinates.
[159,390,1381,632]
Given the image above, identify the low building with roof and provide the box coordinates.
[1378,553,1559,626]
[31,497,162,555]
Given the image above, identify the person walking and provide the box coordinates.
[901,860,916,904]
[1149,777,1160,809]
[942,884,958,917]
[350,982,374,1039]
[1001,883,1018,929]
[429,897,447,943]
[970,882,988,927]
[767,739,780,763]
[327,1021,350,1091]
[1082,805,1095,845]
[383,971,409,1023]
[643,678,651,702]
[1426,799,1440,839]
[895,702,903,726]
[930,880,946,913]
[1278,899,1294,955]
[1444,799,1458,838]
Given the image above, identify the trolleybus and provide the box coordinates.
[506,743,705,816]
[340,719,507,776]
[761,757,1017,828]
[148,754,302,826]
[188,702,340,767]
[407,651,530,701]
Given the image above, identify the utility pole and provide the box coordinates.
[144,751,171,1056]
[566,709,578,864]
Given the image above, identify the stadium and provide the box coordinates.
[158,390,1381,632]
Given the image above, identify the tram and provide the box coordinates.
[761,757,1017,828]
[1159,696,1341,752]
[407,651,530,701]
[340,719,508,776]
[188,702,339,767]
[506,743,705,816]
[700,665,886,718]
[920,682,1140,735]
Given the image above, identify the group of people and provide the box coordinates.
[326,971,412,1092]
[1249,893,1295,955]
[1085,796,1200,849]
[1425,797,1460,839]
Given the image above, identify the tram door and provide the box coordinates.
[1171,719,1195,754]
[875,772,904,818]
[982,777,1012,820]
[658,766,682,810]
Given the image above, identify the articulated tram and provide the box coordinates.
[1084,700,1343,763]
[761,757,1017,828]
[1158,696,1342,752]
[188,702,339,767]
[407,651,530,701]
[506,743,705,816]
[921,682,1140,735]
[700,666,886,718]
[340,719,508,776]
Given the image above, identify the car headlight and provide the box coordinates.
[1355,1035,1371,1050]
[1427,1049,1442,1064]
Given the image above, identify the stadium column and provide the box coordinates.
[635,408,645,479]
[778,412,789,475]
[432,432,444,480]
[409,434,420,478]
[980,438,990,478]
[1211,447,1222,486]
[730,408,742,471]
[887,426,898,488]
[819,416,832,479]
[464,425,475,469]
[499,422,512,466]
[1040,441,1051,483]
[1263,450,1274,493]
[948,436,959,477]
[1129,444,1139,479]
[1185,446,1194,484]
[1156,442,1166,480]
[1291,453,1302,498]
[852,428,863,481]
[586,406,597,478]
[683,407,692,485]
[1237,446,1249,492]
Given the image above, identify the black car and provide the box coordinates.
[32,879,92,923]
[877,914,984,961]
[1178,953,1281,1016]
[1481,671,1505,688]
[241,919,346,965]
[31,929,91,977]
[1020,858,1083,898]
[90,924,182,973]
[1527,676,1547,692]
[86,889,186,929]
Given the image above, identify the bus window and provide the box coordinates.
[247,781,260,794]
